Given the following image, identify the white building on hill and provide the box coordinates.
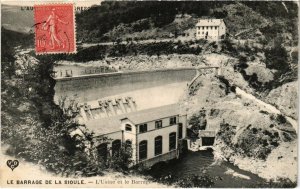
[196,19,226,41]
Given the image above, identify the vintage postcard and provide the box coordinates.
[1,0,298,188]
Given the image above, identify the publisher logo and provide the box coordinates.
[6,160,19,171]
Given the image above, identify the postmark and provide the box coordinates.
[34,4,76,54]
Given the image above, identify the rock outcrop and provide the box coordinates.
[183,73,297,181]
[265,81,298,120]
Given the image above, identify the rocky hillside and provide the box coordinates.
[182,73,297,182]
[265,81,297,120]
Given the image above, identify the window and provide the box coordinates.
[211,26,213,29]
[170,117,176,125]
[198,27,200,30]
[155,136,163,156]
[178,123,183,139]
[112,140,121,156]
[215,26,217,30]
[169,132,176,151]
[202,32,204,34]
[206,26,208,29]
[125,124,132,131]
[139,124,147,133]
[202,26,204,30]
[155,120,162,129]
[97,143,108,161]
[139,140,147,160]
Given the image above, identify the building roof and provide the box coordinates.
[122,103,180,124]
[85,104,181,136]
[196,19,223,27]
[85,115,123,135]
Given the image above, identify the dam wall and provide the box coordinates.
[54,68,197,103]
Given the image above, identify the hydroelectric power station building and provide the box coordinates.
[85,103,187,167]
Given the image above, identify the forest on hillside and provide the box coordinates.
[76,1,298,42]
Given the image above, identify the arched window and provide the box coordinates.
[125,124,132,131]
[112,140,121,156]
[97,143,108,161]
[169,132,176,151]
[155,136,163,156]
[139,140,147,160]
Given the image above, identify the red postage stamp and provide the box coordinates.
[34,4,76,54]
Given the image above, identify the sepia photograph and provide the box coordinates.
[0,0,298,188]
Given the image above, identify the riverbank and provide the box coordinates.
[214,140,297,182]
[147,150,271,187]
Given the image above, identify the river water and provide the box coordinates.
[54,66,266,187]
[149,151,266,187]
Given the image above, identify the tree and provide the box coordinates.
[108,143,133,172]
[265,42,289,71]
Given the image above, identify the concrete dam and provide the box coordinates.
[54,68,197,104]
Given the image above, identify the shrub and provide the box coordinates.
[108,144,133,172]
[188,109,207,135]
[176,174,215,188]
[221,38,237,55]
[218,76,232,94]
[276,114,287,124]
[259,110,269,115]
[217,122,236,146]
[150,172,215,188]
[265,45,289,71]
[254,178,297,188]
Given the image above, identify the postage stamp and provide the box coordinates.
[34,4,76,54]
